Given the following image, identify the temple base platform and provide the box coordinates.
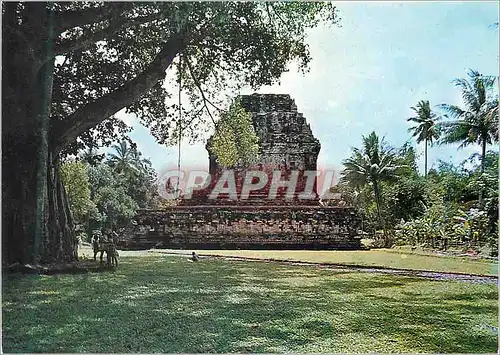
[119,205,363,251]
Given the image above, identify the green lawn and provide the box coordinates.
[194,249,498,276]
[3,254,498,353]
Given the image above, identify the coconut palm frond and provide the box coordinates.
[342,131,401,187]
[108,140,136,174]
[407,100,440,175]
[453,77,481,113]
[440,71,498,169]
[439,104,467,120]
[439,122,472,146]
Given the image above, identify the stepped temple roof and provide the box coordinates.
[183,94,322,206]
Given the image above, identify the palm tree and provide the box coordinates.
[130,147,152,173]
[407,100,440,177]
[341,132,403,235]
[440,70,498,174]
[108,140,134,174]
[80,146,104,167]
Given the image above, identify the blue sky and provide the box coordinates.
[115,1,499,175]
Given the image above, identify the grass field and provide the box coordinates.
[2,254,498,353]
[193,249,498,276]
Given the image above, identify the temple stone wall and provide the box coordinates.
[121,207,362,250]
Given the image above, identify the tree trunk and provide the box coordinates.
[2,2,46,265]
[373,181,382,224]
[478,138,487,207]
[372,179,387,246]
[480,138,487,174]
[2,2,77,266]
[48,158,77,262]
[34,5,55,265]
[3,140,78,266]
[2,138,39,265]
[87,184,96,243]
[424,137,428,178]
[3,3,185,265]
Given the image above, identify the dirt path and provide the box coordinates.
[149,249,498,284]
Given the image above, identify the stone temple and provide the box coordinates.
[210,94,321,174]
[122,94,362,250]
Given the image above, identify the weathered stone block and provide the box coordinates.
[121,206,362,250]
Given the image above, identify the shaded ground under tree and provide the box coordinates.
[3,255,498,353]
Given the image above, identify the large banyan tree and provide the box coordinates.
[2,2,339,265]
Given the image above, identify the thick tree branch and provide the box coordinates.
[55,20,126,56]
[52,13,163,58]
[54,3,132,34]
[51,33,187,153]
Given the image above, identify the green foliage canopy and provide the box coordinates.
[43,2,339,154]
[60,160,96,223]
[208,99,260,168]
[80,139,158,230]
